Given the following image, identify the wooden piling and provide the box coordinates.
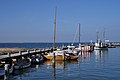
[27,50,29,53]
[34,49,36,52]
[19,51,22,55]
[8,52,11,57]
[52,52,56,63]
[4,64,9,80]
[19,51,22,60]
[63,51,66,61]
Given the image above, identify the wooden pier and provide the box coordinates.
[0,47,55,79]
[0,48,52,60]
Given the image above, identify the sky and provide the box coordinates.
[0,0,120,43]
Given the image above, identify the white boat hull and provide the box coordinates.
[94,47,108,50]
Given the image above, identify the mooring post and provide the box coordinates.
[11,60,15,74]
[19,51,22,55]
[8,52,11,57]
[27,50,29,56]
[27,50,29,53]
[63,51,66,61]
[4,64,9,80]
[34,49,36,52]
[27,50,31,58]
[19,51,22,60]
[52,52,56,63]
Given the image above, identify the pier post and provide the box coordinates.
[27,50,30,53]
[11,60,15,73]
[19,51,22,55]
[19,51,22,60]
[8,52,11,57]
[63,51,66,61]
[34,49,36,52]
[4,64,9,80]
[27,50,30,57]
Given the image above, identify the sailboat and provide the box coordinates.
[13,58,31,70]
[44,7,64,61]
[43,7,79,61]
[64,24,81,55]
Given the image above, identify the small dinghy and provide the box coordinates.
[14,59,31,70]
[31,55,44,64]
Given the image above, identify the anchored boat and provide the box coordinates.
[94,39,108,50]
[31,54,44,64]
[44,50,79,61]
[13,59,31,70]
[94,31,108,50]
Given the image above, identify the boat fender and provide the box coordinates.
[39,55,43,61]
[31,58,36,62]
[36,59,39,62]
[67,56,70,59]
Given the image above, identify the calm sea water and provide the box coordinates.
[0,43,91,48]
[0,43,120,80]
[0,43,79,48]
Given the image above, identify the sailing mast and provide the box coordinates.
[53,7,57,49]
[52,7,57,63]
[96,31,99,43]
[78,23,80,45]
[103,28,105,43]
[52,7,57,78]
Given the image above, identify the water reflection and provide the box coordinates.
[44,60,66,69]
[44,60,79,80]
[44,60,79,69]
[52,62,56,80]
[79,52,91,63]
[94,50,108,64]
[79,50,109,65]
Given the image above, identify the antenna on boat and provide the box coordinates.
[53,6,57,49]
